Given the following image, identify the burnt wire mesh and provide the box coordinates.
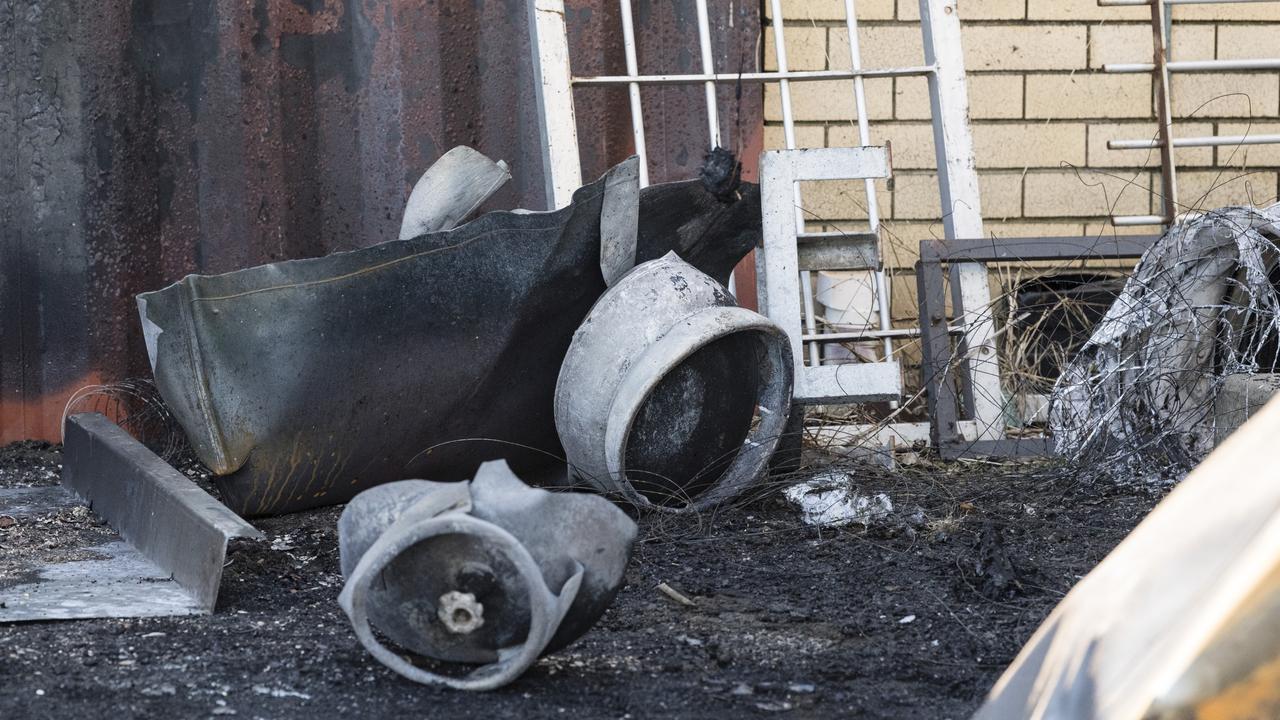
[1049,204,1280,479]
[60,378,188,462]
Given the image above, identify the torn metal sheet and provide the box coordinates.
[140,157,759,516]
[976,395,1280,720]
[783,472,893,528]
[398,146,512,240]
[1,528,200,621]
[338,460,636,691]
[555,252,793,512]
[0,413,261,622]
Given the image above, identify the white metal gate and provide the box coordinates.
[528,0,1004,439]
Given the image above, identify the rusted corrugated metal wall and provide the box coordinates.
[0,0,762,443]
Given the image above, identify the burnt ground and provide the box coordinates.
[0,440,1165,719]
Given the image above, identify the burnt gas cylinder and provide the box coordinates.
[554,252,794,513]
[337,460,636,691]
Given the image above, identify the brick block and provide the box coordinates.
[765,26,828,72]
[900,0,1030,21]
[979,171,1026,218]
[984,221,1089,238]
[1215,122,1280,166]
[1172,24,1218,62]
[1081,221,1168,237]
[830,26,924,71]
[1171,73,1280,118]
[1179,170,1279,211]
[969,75,1025,119]
[886,271,921,322]
[964,25,1087,71]
[766,0,895,21]
[1028,0,1148,21]
[894,76,933,120]
[763,123,827,150]
[1087,121,1214,167]
[1217,25,1280,60]
[766,78,896,122]
[1090,24,1215,69]
[1089,24,1150,69]
[889,172,943,220]
[798,178,892,222]
[972,122,1087,168]
[1172,4,1280,20]
[830,121,937,169]
[957,0,1026,20]
[1024,169,1155,217]
[765,0,843,21]
[895,74,1023,120]
[1026,74,1152,119]
[892,170,1022,220]
[879,221,941,267]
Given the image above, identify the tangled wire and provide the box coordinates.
[1050,204,1280,479]
[61,378,188,462]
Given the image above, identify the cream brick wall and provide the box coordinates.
[761,0,1280,346]
[763,0,1280,273]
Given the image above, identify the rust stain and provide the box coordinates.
[1,372,109,445]
[3,0,765,444]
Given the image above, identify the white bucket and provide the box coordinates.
[815,271,883,364]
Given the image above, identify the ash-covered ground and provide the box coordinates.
[0,440,1163,719]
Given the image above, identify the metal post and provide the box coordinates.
[619,0,650,187]
[1105,58,1280,73]
[1110,133,1280,149]
[767,0,823,368]
[573,67,936,84]
[694,0,721,149]
[1150,0,1179,225]
[919,0,1003,441]
[527,0,582,209]
[841,0,894,365]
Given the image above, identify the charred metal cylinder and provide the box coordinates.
[337,460,636,691]
[554,252,794,512]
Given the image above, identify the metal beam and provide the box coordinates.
[914,234,1159,455]
[527,0,582,208]
[1105,58,1280,74]
[572,67,935,86]
[1109,133,1280,150]
[61,413,262,612]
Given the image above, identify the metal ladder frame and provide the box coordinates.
[1099,0,1280,228]
[528,0,1005,441]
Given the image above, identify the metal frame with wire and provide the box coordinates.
[915,234,1161,459]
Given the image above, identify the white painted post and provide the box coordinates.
[694,0,722,149]
[840,0,895,365]
[527,0,583,209]
[619,0,650,188]
[766,0,823,368]
[919,0,1003,441]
